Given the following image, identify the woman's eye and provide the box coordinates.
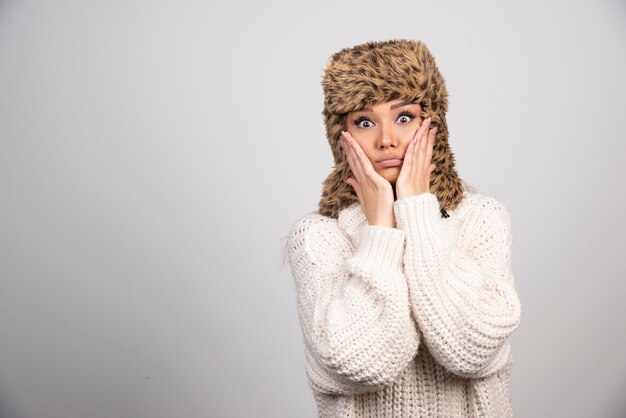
[352,112,417,128]
[397,111,417,124]
[353,117,373,128]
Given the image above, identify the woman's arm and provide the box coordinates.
[287,214,421,395]
[393,192,522,379]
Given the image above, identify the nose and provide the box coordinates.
[377,120,399,149]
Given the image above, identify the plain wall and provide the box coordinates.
[1,0,625,417]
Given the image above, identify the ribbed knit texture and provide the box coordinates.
[287,190,522,418]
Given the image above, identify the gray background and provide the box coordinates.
[1,0,625,417]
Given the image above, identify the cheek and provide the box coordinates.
[360,145,377,163]
[402,134,416,151]
[348,136,370,155]
[401,128,415,142]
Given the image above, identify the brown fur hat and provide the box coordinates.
[318,39,465,219]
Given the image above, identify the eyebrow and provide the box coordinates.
[357,99,418,113]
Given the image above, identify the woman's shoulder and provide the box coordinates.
[288,210,344,248]
[286,210,350,271]
[460,189,511,219]
[458,190,514,244]
[290,210,336,233]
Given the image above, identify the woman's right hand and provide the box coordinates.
[340,131,396,228]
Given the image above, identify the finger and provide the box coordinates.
[342,137,358,176]
[342,132,366,185]
[412,118,430,177]
[424,127,436,173]
[400,131,416,176]
[411,117,430,143]
[344,131,370,168]
[344,132,367,192]
[412,117,430,158]
[341,136,354,171]
[346,177,362,198]
[343,131,375,181]
[417,118,431,171]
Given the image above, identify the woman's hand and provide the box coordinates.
[340,131,396,228]
[395,117,437,200]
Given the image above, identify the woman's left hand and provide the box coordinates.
[395,117,437,200]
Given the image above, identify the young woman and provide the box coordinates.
[286,39,522,418]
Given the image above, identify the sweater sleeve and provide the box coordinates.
[393,192,522,379]
[287,215,421,395]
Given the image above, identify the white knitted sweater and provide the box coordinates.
[287,190,522,418]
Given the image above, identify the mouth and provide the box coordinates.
[377,159,403,167]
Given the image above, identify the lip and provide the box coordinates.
[377,154,403,167]
[378,159,403,167]
[377,154,403,162]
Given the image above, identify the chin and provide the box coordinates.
[384,175,398,184]
[375,167,400,184]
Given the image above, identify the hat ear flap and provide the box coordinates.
[318,164,359,219]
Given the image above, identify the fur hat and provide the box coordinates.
[318,39,465,219]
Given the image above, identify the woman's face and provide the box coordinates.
[345,99,423,185]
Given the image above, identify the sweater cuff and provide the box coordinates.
[347,225,406,272]
[393,192,450,238]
